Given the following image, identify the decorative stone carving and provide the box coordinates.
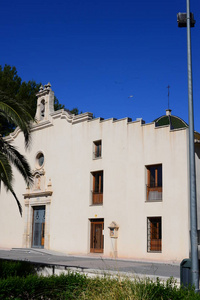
[23,176,53,199]
[35,175,41,190]
[44,82,51,90]
[35,82,54,123]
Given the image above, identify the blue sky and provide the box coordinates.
[1,0,200,130]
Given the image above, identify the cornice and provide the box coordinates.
[36,89,50,97]
[24,198,51,206]
[31,119,53,132]
[23,190,53,199]
[72,112,93,124]
[4,126,21,142]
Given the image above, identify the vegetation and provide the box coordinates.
[0,260,199,300]
[0,65,41,136]
[0,65,80,136]
[0,65,82,215]
[0,260,36,279]
[0,91,33,215]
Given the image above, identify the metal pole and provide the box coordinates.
[186,0,199,291]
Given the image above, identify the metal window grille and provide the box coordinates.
[146,184,162,201]
[93,141,101,158]
[147,217,162,252]
[146,164,162,201]
[91,171,103,205]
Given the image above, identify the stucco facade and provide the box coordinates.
[1,83,199,263]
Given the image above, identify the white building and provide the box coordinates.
[1,83,200,263]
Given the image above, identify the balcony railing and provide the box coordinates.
[146,184,162,201]
[93,151,101,159]
[92,191,103,204]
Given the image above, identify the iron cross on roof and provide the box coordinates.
[167,85,170,110]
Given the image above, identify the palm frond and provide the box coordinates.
[0,152,13,187]
[0,152,22,216]
[0,136,33,186]
[0,91,34,147]
[9,189,22,216]
[0,90,34,216]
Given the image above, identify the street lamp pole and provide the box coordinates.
[177,0,198,291]
[186,0,199,291]
[177,0,199,292]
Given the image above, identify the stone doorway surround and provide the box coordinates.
[22,178,52,249]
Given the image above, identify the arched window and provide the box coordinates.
[40,99,45,119]
[36,152,44,168]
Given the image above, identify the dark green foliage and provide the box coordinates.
[0,65,66,136]
[0,262,200,300]
[0,93,35,204]
[0,260,36,279]
[54,100,83,115]
[0,91,34,214]
[0,65,82,137]
[0,65,81,215]
[69,107,83,115]
[0,65,41,136]
[16,80,41,118]
[54,95,65,111]
[0,65,22,97]
[0,272,88,299]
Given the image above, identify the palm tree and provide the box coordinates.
[0,91,34,215]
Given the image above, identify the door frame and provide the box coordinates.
[90,219,104,253]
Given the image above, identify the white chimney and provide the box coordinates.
[166,109,172,116]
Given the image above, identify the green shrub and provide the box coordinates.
[0,272,88,299]
[0,265,200,300]
[0,260,36,279]
[77,276,200,300]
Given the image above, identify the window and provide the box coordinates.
[146,164,162,201]
[36,152,44,168]
[147,217,162,252]
[93,140,102,159]
[91,171,103,204]
[40,99,45,120]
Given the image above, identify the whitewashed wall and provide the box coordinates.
[0,86,193,263]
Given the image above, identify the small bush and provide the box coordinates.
[0,261,200,300]
[0,260,36,279]
[0,273,88,299]
[77,276,200,300]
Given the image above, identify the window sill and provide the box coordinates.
[90,203,103,206]
[93,157,102,160]
[147,251,162,253]
[145,199,162,203]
